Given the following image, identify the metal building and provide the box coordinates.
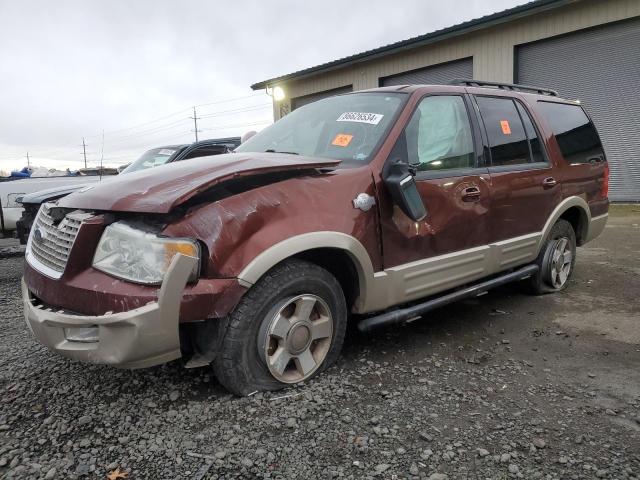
[251,0,640,201]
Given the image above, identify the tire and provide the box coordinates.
[528,219,577,295]
[213,259,347,396]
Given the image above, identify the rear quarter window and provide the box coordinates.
[536,101,605,164]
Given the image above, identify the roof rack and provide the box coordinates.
[449,78,559,97]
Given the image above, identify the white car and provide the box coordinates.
[0,175,103,233]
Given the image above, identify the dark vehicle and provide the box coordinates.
[15,137,240,243]
[22,81,608,395]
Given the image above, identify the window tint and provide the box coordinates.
[405,96,474,171]
[537,101,604,164]
[476,97,530,166]
[515,102,545,163]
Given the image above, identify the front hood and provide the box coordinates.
[57,152,340,213]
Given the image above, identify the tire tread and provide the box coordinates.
[213,259,347,396]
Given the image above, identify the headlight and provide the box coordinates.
[92,222,200,284]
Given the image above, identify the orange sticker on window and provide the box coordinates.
[500,120,512,135]
[332,133,353,147]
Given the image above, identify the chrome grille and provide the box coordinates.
[26,203,93,278]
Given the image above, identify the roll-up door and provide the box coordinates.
[291,85,352,110]
[380,57,473,87]
[517,18,640,201]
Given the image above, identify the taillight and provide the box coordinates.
[601,163,609,198]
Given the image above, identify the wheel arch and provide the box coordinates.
[237,232,376,313]
[537,196,591,253]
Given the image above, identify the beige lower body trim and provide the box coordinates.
[236,198,599,315]
[585,213,608,243]
[22,253,197,369]
[361,233,541,313]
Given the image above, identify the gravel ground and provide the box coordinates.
[0,238,24,259]
[1,209,639,479]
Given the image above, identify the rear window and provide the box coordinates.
[536,101,604,164]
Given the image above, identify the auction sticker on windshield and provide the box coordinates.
[337,112,384,125]
[331,134,353,147]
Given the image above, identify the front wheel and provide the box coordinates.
[213,259,347,396]
[528,219,577,294]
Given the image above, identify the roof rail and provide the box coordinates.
[449,78,559,97]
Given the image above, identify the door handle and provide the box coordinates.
[461,186,481,202]
[542,177,557,188]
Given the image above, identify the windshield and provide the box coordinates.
[236,92,406,162]
[120,147,183,174]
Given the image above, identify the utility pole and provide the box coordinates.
[26,152,30,168]
[99,130,105,177]
[190,106,201,142]
[81,137,88,169]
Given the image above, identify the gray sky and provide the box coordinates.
[0,0,523,172]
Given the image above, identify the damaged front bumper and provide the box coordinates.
[22,254,198,369]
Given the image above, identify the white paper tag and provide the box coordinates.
[158,149,176,155]
[336,112,384,125]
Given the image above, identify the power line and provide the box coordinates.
[13,93,272,163]
[102,118,190,143]
[25,96,270,156]
[199,119,272,132]
[83,92,268,140]
[198,103,272,119]
[81,103,268,145]
[87,108,191,138]
[105,105,269,140]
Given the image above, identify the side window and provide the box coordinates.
[476,97,530,166]
[515,101,546,163]
[536,101,604,164]
[405,95,475,171]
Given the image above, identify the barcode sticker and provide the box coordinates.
[337,112,384,125]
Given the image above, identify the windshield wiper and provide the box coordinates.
[264,149,299,155]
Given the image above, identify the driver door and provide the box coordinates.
[379,94,492,302]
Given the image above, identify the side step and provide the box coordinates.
[357,264,539,333]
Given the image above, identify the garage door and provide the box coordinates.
[291,85,352,110]
[517,18,640,202]
[381,57,473,87]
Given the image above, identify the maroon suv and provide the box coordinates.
[22,81,609,395]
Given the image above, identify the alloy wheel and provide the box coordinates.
[260,294,333,383]
[549,237,573,289]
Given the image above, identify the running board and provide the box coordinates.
[357,264,539,333]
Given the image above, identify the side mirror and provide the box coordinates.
[382,161,427,221]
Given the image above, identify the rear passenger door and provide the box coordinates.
[474,95,562,246]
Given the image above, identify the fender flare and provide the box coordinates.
[536,196,590,254]
[237,231,376,311]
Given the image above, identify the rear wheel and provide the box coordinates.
[213,259,347,396]
[528,219,577,294]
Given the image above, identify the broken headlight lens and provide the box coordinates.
[92,222,200,285]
